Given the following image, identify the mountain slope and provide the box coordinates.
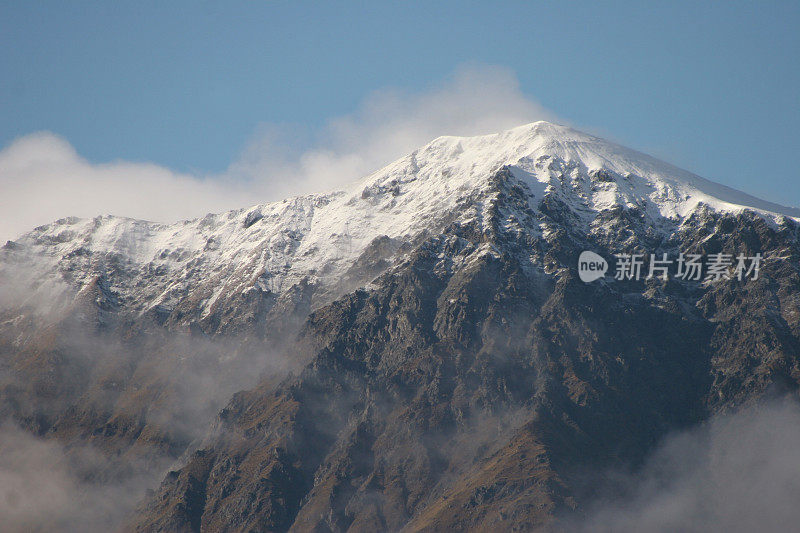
[130,166,800,531]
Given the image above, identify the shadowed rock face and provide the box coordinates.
[125,170,800,532]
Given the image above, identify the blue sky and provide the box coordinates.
[1,1,798,238]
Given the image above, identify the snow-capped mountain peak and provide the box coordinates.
[363,120,799,220]
[3,122,797,326]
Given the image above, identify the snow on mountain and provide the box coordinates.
[3,121,797,320]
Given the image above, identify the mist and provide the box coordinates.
[0,421,170,532]
[566,399,800,533]
[0,291,295,531]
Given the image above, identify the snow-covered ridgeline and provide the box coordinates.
[2,121,797,318]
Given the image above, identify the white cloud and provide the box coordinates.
[0,64,557,243]
[0,132,255,243]
[231,64,557,196]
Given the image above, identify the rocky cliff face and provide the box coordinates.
[1,123,798,531]
[128,168,800,532]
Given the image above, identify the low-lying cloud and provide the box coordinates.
[0,319,292,531]
[0,421,169,532]
[567,399,800,533]
[0,64,557,244]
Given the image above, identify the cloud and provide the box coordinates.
[0,132,256,245]
[0,322,292,531]
[0,421,169,532]
[229,64,557,196]
[568,399,800,532]
[0,64,557,243]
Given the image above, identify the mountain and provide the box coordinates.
[5,122,797,331]
[1,122,799,531]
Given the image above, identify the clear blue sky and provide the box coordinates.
[2,1,799,207]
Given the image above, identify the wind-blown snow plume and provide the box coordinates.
[0,64,555,243]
